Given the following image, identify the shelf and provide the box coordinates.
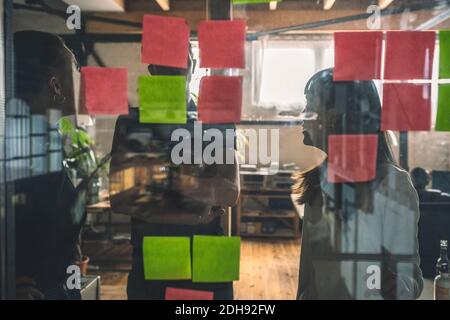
[241,192,292,199]
[242,188,292,193]
[242,211,298,219]
[241,228,298,239]
[236,177,300,238]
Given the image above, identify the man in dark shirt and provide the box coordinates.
[109,48,240,300]
[411,167,450,203]
[13,31,87,299]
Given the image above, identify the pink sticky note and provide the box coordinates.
[384,31,435,80]
[328,134,378,183]
[141,15,190,68]
[198,20,246,69]
[165,288,214,300]
[334,31,382,81]
[81,67,128,115]
[381,83,431,131]
[198,76,242,124]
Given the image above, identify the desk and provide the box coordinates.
[80,275,101,300]
[87,201,113,240]
[85,201,133,272]
[418,279,434,300]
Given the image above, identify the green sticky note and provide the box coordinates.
[440,31,450,79]
[138,76,187,124]
[192,236,241,283]
[233,0,281,4]
[436,84,450,132]
[143,237,191,280]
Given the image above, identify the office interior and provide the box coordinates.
[1,0,450,300]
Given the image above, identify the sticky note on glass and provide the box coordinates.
[192,236,240,283]
[81,67,128,115]
[138,76,187,124]
[143,237,191,280]
[381,83,431,131]
[439,30,450,79]
[334,32,382,81]
[435,84,450,132]
[384,31,435,80]
[327,134,378,183]
[165,288,214,300]
[198,20,246,69]
[198,76,243,124]
[141,15,190,68]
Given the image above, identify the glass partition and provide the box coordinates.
[2,0,450,301]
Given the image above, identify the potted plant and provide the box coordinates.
[58,118,109,275]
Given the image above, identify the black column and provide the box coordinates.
[207,0,232,21]
[2,0,16,300]
[399,132,409,172]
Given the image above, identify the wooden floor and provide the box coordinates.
[235,239,300,300]
[87,238,301,300]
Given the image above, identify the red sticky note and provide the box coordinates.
[384,31,435,80]
[81,67,128,115]
[165,288,214,301]
[334,31,382,81]
[381,83,431,131]
[198,76,242,124]
[328,134,378,183]
[141,15,190,68]
[198,20,246,69]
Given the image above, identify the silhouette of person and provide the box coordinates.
[293,69,423,300]
[12,31,85,299]
[411,167,450,203]
[109,46,240,300]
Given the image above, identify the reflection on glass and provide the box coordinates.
[11,31,88,300]
[109,53,240,300]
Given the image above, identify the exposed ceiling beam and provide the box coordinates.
[379,0,394,10]
[269,1,277,11]
[155,0,170,11]
[323,0,336,10]
[84,2,449,33]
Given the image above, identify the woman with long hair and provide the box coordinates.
[293,68,423,300]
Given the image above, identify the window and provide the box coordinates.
[258,47,315,109]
